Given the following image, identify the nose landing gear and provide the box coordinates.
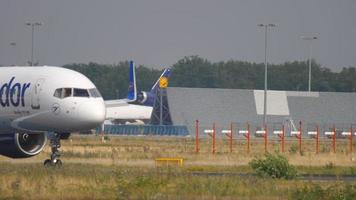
[44,132,62,167]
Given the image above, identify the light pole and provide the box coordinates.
[25,22,42,66]
[301,36,317,92]
[258,23,276,127]
[10,42,16,66]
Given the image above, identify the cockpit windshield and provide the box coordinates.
[53,88,101,99]
[73,88,89,97]
[88,88,102,98]
[63,88,72,98]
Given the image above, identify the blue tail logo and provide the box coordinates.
[150,68,171,92]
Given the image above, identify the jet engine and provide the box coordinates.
[136,91,148,104]
[136,91,155,106]
[0,133,47,158]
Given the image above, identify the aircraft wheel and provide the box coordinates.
[55,159,62,168]
[44,159,52,167]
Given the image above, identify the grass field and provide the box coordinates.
[0,135,355,199]
[22,135,356,167]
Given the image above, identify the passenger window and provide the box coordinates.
[73,88,89,97]
[63,88,72,98]
[53,88,62,98]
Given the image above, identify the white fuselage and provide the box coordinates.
[105,100,152,121]
[0,66,106,134]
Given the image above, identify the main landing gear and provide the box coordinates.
[44,132,62,167]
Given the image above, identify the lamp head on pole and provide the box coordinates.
[258,23,277,28]
[301,35,318,40]
[25,22,43,27]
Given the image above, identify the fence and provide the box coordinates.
[193,120,356,155]
[93,121,355,155]
[97,124,189,136]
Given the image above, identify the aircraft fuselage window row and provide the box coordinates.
[53,88,101,99]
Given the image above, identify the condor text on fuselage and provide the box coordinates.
[0,77,31,107]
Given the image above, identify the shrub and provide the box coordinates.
[249,153,297,179]
[289,144,298,154]
[104,135,110,141]
[324,162,334,169]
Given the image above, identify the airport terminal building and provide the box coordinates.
[103,87,356,136]
[167,87,356,132]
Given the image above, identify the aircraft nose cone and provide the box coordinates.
[77,100,106,128]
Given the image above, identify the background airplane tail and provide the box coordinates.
[150,68,171,93]
[126,61,137,101]
[129,66,172,107]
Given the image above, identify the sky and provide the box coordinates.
[0,0,355,71]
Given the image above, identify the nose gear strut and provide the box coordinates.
[44,132,62,167]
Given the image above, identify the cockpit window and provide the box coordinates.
[54,88,62,98]
[89,88,102,98]
[54,88,100,99]
[73,88,89,97]
[53,88,71,99]
[63,88,72,98]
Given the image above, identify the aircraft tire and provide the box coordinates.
[44,159,52,167]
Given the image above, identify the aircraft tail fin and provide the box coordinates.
[126,61,137,101]
[150,68,171,92]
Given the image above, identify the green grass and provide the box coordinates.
[0,163,355,200]
[297,165,356,176]
[0,136,355,199]
[290,182,356,200]
[184,165,356,176]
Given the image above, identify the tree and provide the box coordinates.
[62,57,356,100]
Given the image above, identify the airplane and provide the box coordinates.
[133,67,171,107]
[104,61,171,124]
[0,66,106,167]
[104,61,138,108]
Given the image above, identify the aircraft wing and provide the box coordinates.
[104,99,131,108]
